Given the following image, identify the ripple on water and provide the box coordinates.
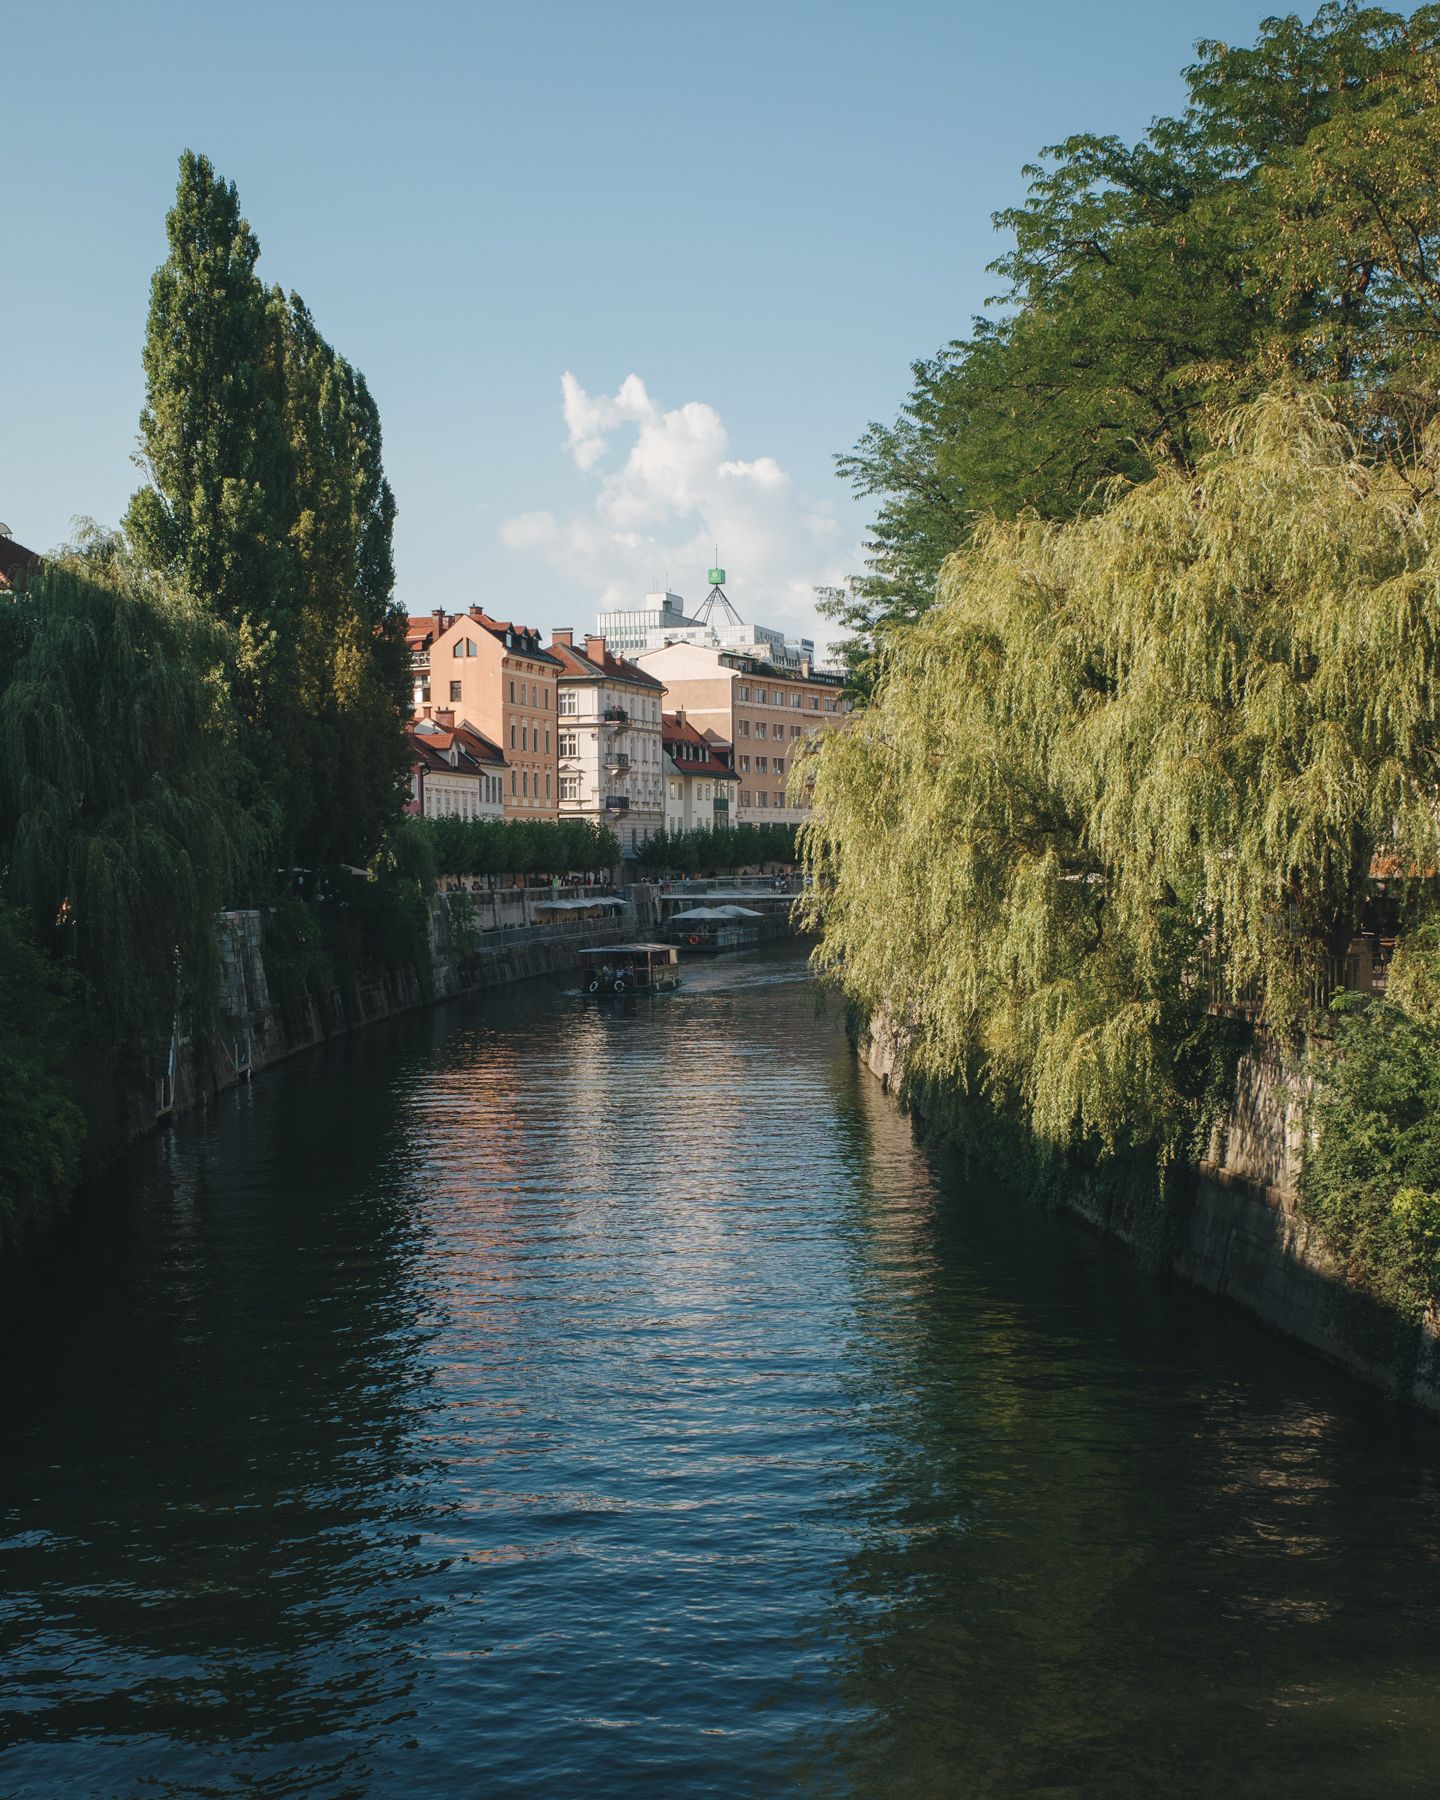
[3,944,1440,1798]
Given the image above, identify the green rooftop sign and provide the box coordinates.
[708,567,726,586]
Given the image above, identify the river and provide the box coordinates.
[3,942,1440,1797]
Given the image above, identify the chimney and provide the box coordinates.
[676,706,685,727]
[420,705,432,720]
[434,707,455,728]
[552,627,574,647]
[431,609,447,634]
[585,634,607,665]
[468,605,485,622]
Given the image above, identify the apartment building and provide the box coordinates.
[548,631,665,855]
[662,710,737,832]
[407,608,562,820]
[634,642,847,826]
[405,715,507,820]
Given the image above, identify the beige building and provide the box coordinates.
[408,609,561,819]
[634,642,847,825]
[548,631,666,856]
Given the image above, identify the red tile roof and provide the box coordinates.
[548,637,664,689]
[662,711,739,779]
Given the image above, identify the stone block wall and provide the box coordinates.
[857,1015,1440,1419]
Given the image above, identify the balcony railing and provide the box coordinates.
[607,750,631,770]
[603,706,629,724]
[604,795,630,811]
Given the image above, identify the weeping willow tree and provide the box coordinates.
[801,393,1440,1168]
[0,534,259,1082]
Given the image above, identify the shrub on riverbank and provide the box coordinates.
[1306,982,1440,1320]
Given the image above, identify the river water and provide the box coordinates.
[4,942,1440,1798]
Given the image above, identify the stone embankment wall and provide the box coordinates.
[857,1018,1440,1419]
[186,900,632,1111]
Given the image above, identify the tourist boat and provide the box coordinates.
[667,905,764,951]
[578,943,681,996]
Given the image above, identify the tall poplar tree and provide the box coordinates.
[280,293,409,872]
[125,151,409,885]
[125,150,289,642]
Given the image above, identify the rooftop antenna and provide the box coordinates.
[691,550,744,629]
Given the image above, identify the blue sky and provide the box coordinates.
[6,0,1281,649]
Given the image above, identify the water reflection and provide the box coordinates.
[0,1032,450,1797]
[2,945,1439,1797]
[795,1057,1440,1798]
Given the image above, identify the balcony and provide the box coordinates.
[604,795,630,812]
[606,750,631,771]
[603,706,629,724]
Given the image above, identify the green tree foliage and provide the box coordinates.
[632,823,798,873]
[124,151,287,631]
[126,151,409,881]
[0,909,85,1244]
[835,4,1440,663]
[0,534,258,1054]
[281,293,410,872]
[1305,989,1440,1318]
[803,395,1440,1164]
[0,536,259,1217]
[422,816,620,880]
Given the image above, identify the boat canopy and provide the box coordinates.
[669,906,734,922]
[533,896,626,913]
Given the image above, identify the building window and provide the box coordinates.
[510,771,516,795]
[757,791,768,808]
[449,681,462,702]
[523,771,529,796]
[811,697,820,710]
[739,790,751,807]
[510,723,517,748]
[522,725,529,751]
[509,680,515,702]
[545,729,551,752]
[774,758,785,776]
[559,689,577,715]
[739,720,750,737]
[531,684,538,708]
[559,732,577,757]
[544,688,550,709]
[739,755,750,772]
[560,774,580,800]
[738,685,750,701]
[670,780,680,799]
[755,723,767,740]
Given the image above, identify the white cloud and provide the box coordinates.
[502,373,856,647]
